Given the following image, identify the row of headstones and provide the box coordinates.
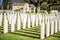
[0,12,60,39]
[0,13,41,34]
[41,13,60,39]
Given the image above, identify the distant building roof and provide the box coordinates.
[12,2,27,6]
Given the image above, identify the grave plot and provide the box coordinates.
[0,10,60,40]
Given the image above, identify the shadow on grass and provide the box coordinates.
[24,29,40,33]
[11,27,40,39]
[0,29,3,34]
[52,33,60,38]
[17,31,40,35]
[0,25,40,39]
[11,32,40,39]
[0,26,3,34]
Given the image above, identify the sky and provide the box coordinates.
[0,0,3,5]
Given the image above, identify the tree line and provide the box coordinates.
[2,0,60,13]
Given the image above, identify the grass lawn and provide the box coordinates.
[0,26,60,40]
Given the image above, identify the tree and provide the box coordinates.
[2,0,10,9]
[42,0,58,14]
[25,0,40,13]
[34,0,40,13]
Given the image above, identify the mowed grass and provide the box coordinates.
[0,26,60,40]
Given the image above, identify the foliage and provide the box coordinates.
[2,0,10,9]
[25,0,40,13]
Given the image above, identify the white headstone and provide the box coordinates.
[55,17,58,33]
[7,13,10,23]
[46,15,50,37]
[41,15,45,39]
[9,13,12,24]
[39,14,42,25]
[17,13,21,30]
[11,13,15,32]
[20,13,27,29]
[4,13,8,33]
[28,14,31,28]
[45,14,48,24]
[51,15,54,35]
[31,14,35,27]
[59,19,60,31]
[36,14,38,26]
[0,13,3,26]
[14,13,17,24]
